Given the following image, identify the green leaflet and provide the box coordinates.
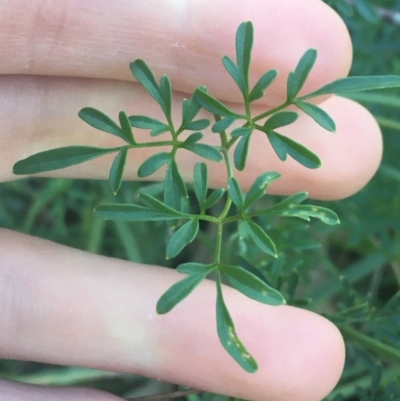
[194,89,239,117]
[244,172,281,208]
[160,75,173,120]
[241,220,277,257]
[95,204,187,222]
[109,148,128,195]
[301,76,400,100]
[182,143,223,162]
[13,146,121,175]
[137,152,171,178]
[222,56,246,96]
[264,204,340,225]
[234,129,252,171]
[182,132,204,145]
[216,273,258,373]
[248,70,278,102]
[231,127,252,138]
[177,262,215,275]
[228,177,244,209]
[139,193,184,215]
[287,49,317,101]
[263,111,299,131]
[78,108,129,142]
[235,21,254,92]
[181,93,202,128]
[164,160,187,211]
[264,191,309,212]
[130,60,168,117]
[193,163,208,208]
[185,119,211,131]
[166,219,199,259]
[295,101,336,132]
[157,271,209,314]
[253,191,339,225]
[266,131,321,169]
[118,111,135,144]
[129,115,169,136]
[220,265,285,306]
[203,189,225,211]
[212,116,238,133]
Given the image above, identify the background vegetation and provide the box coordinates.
[0,1,399,400]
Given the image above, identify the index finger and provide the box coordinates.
[0,0,351,104]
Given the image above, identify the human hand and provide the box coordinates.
[0,1,382,400]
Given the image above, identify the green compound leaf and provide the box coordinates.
[166,219,199,259]
[157,271,209,314]
[244,172,281,208]
[130,60,167,116]
[287,49,317,101]
[216,273,258,373]
[182,143,223,162]
[266,131,321,169]
[139,193,184,215]
[137,152,171,178]
[301,76,400,99]
[160,75,173,120]
[228,177,244,209]
[212,116,238,133]
[177,262,215,275]
[236,21,254,92]
[129,115,169,137]
[109,148,128,195]
[295,101,336,132]
[118,111,135,144]
[203,188,225,211]
[185,119,211,131]
[193,162,208,207]
[222,56,246,96]
[241,220,277,257]
[78,108,127,141]
[13,146,120,175]
[249,70,278,103]
[234,129,252,171]
[263,204,340,225]
[95,204,188,222]
[194,89,239,117]
[220,265,285,306]
[263,111,299,131]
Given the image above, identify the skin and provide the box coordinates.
[0,0,383,400]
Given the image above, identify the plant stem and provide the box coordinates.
[130,140,174,149]
[339,324,400,364]
[214,222,223,265]
[253,101,291,122]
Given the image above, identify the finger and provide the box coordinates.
[0,76,381,200]
[0,379,124,401]
[0,0,351,104]
[0,229,345,401]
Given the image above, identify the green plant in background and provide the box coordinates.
[12,22,400,373]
